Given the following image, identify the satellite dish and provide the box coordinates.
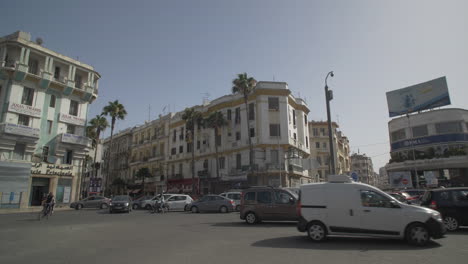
[35,37,43,45]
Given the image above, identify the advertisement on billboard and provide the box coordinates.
[386,76,450,117]
[389,171,413,189]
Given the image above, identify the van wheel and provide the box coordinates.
[76,204,83,210]
[443,216,459,231]
[245,212,258,224]
[307,222,327,242]
[406,223,430,246]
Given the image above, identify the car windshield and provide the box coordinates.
[112,196,129,201]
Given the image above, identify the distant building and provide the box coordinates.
[0,31,99,208]
[385,108,468,187]
[308,121,350,182]
[350,153,375,185]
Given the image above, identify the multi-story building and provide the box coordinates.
[308,121,350,181]
[385,108,468,187]
[101,127,133,194]
[128,114,170,195]
[0,31,99,208]
[350,153,375,185]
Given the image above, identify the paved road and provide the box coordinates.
[1,209,467,264]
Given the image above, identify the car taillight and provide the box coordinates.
[429,200,437,210]
[230,200,235,204]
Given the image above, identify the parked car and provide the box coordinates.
[109,195,133,213]
[240,186,298,224]
[420,187,468,231]
[70,196,110,210]
[401,189,426,204]
[164,194,194,211]
[297,175,445,246]
[219,192,241,211]
[190,195,235,213]
[387,192,410,203]
[132,195,153,210]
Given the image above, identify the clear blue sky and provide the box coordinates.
[3,0,468,171]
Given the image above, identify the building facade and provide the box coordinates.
[350,153,375,185]
[308,121,350,182]
[385,108,468,188]
[0,31,99,208]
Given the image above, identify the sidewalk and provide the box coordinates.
[0,205,73,215]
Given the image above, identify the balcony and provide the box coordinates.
[0,123,40,139]
[149,154,164,162]
[197,169,210,179]
[266,163,285,171]
[60,133,91,147]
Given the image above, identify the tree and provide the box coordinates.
[206,111,227,185]
[181,107,203,195]
[135,167,151,195]
[88,115,109,178]
[111,178,127,195]
[102,100,127,195]
[232,73,257,172]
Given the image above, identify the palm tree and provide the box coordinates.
[206,111,227,184]
[102,100,127,194]
[181,107,203,195]
[88,115,109,178]
[232,73,257,172]
[135,167,151,195]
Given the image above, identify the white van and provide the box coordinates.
[297,175,445,246]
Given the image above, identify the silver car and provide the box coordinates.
[219,192,241,211]
[70,196,110,210]
[189,195,236,213]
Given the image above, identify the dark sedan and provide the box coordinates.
[109,195,133,213]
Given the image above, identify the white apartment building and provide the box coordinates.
[308,121,351,182]
[0,31,99,208]
[350,153,376,185]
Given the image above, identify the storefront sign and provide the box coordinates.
[59,113,86,126]
[8,102,41,117]
[63,186,71,203]
[31,163,73,177]
[3,123,40,138]
[61,133,90,146]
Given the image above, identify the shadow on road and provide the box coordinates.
[251,235,441,251]
[210,221,297,228]
[446,227,468,236]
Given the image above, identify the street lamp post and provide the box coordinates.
[325,71,336,175]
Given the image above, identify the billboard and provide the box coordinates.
[386,76,450,117]
[388,171,413,189]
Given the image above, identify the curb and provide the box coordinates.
[0,207,73,215]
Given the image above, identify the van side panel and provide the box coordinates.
[301,185,327,224]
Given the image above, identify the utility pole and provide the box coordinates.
[324,71,336,175]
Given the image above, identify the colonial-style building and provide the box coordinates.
[0,31,99,208]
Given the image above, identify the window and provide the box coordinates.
[257,191,272,204]
[235,107,241,124]
[325,157,329,165]
[270,124,280,137]
[197,140,200,149]
[436,122,462,134]
[236,154,242,169]
[313,128,319,136]
[13,143,26,160]
[18,115,30,126]
[28,59,38,75]
[42,146,49,162]
[179,146,183,153]
[187,143,192,153]
[171,148,176,155]
[67,125,75,134]
[49,95,56,108]
[452,190,468,202]
[176,196,187,201]
[75,74,83,88]
[219,157,225,169]
[293,133,297,140]
[271,150,279,164]
[275,191,293,204]
[173,130,176,142]
[228,193,241,200]
[322,142,327,149]
[410,125,429,138]
[292,109,296,126]
[304,114,307,125]
[180,127,184,140]
[315,142,320,149]
[248,103,255,120]
[203,140,207,145]
[317,156,322,165]
[227,109,232,120]
[47,120,53,134]
[69,100,79,116]
[245,192,255,201]
[391,129,406,142]
[216,135,221,146]
[236,132,241,141]
[203,159,208,169]
[360,190,392,208]
[268,97,279,110]
[21,87,34,106]
[179,163,183,174]
[306,136,309,148]
[64,150,73,164]
[320,128,326,136]
[54,66,60,79]
[250,128,255,138]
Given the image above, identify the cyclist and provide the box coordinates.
[44,192,55,215]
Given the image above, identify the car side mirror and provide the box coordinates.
[390,200,401,208]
